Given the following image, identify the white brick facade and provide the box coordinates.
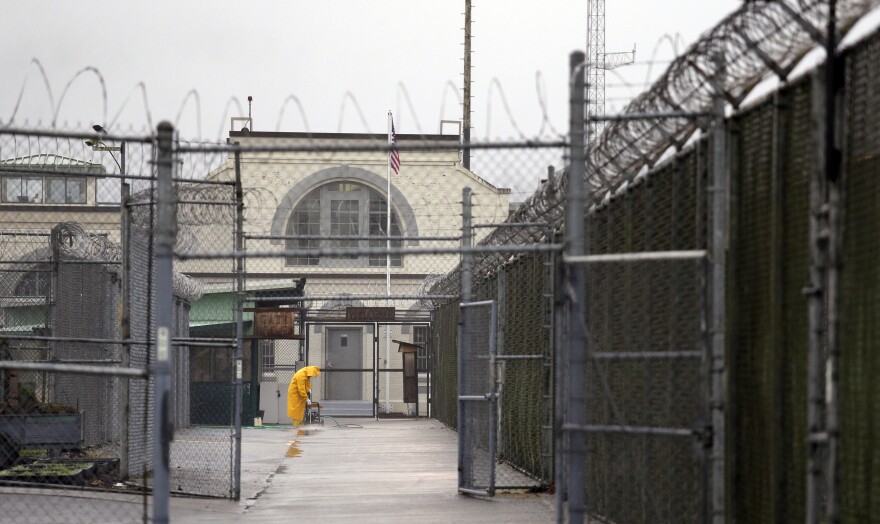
[208,131,509,415]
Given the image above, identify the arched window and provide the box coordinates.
[286,182,403,267]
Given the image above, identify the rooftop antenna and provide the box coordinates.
[248,95,253,131]
[231,96,254,133]
[586,0,635,141]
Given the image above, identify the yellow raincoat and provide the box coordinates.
[287,366,320,426]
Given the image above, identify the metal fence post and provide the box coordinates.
[770,90,788,521]
[554,244,567,523]
[496,267,506,457]
[153,121,176,523]
[118,140,130,481]
[457,186,473,493]
[233,148,244,500]
[565,50,587,523]
[824,4,843,519]
[709,54,728,524]
[488,301,498,497]
[825,113,844,524]
[806,67,828,524]
[120,181,131,481]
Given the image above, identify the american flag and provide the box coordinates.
[390,119,400,174]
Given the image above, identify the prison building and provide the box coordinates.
[184,130,510,420]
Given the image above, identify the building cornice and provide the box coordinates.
[229,130,458,141]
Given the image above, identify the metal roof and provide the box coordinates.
[0,154,105,173]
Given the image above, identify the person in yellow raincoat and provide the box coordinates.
[287,366,320,426]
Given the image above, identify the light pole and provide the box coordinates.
[86,124,125,178]
[86,124,130,480]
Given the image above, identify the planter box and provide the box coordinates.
[0,414,83,449]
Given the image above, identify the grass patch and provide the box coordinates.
[0,462,94,478]
[18,449,48,459]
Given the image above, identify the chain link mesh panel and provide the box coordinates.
[0,128,239,522]
[172,145,239,498]
[839,32,880,523]
[730,99,778,521]
[433,299,459,429]
[458,300,496,494]
[728,78,813,522]
[0,132,157,520]
[779,79,812,524]
[495,253,553,487]
[582,146,708,523]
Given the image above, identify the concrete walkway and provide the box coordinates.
[0,418,555,522]
[176,417,554,523]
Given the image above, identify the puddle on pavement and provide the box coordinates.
[287,428,317,457]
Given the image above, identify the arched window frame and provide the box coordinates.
[284,181,405,268]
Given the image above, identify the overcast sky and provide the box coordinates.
[2,0,742,142]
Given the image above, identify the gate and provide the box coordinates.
[580,253,710,522]
[457,300,497,496]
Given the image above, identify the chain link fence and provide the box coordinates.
[168,135,564,433]
[727,80,815,522]
[458,300,497,495]
[560,19,880,523]
[0,124,563,517]
[3,4,880,521]
[839,29,880,523]
[724,32,880,521]
[428,139,561,492]
[579,146,708,523]
[167,143,239,498]
[0,132,157,522]
[0,127,239,521]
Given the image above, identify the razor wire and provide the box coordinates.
[428,0,879,301]
[54,221,121,262]
[49,221,204,303]
[587,0,876,194]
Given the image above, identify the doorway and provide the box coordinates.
[325,327,363,400]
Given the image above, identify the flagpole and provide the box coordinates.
[385,111,393,415]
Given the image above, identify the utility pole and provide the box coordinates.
[462,0,473,170]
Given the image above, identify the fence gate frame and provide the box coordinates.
[457,299,498,496]
[296,317,433,418]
